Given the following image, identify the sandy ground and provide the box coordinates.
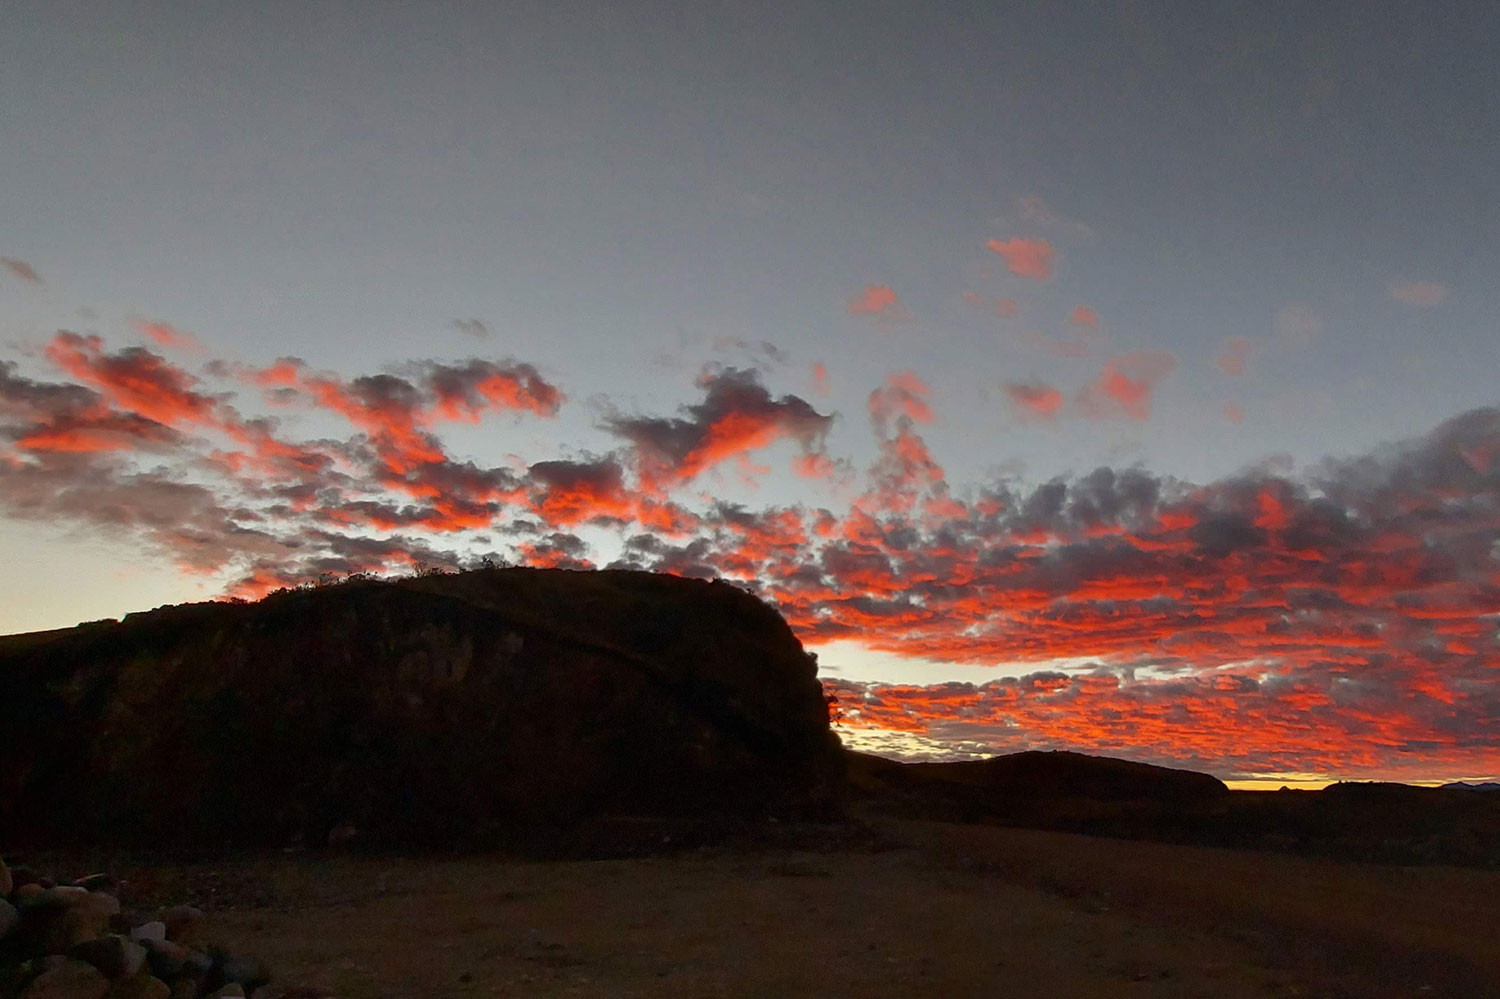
[173,819,1499,999]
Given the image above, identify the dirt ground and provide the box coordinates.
[163,819,1500,999]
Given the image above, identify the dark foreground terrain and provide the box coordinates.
[22,816,1500,999]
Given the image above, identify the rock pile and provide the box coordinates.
[0,857,290,999]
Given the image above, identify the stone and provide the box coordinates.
[107,976,171,999]
[0,855,12,896]
[130,922,167,944]
[209,986,245,998]
[19,957,110,999]
[37,891,120,954]
[9,864,42,891]
[74,875,116,894]
[1,897,19,940]
[69,935,148,979]
[168,981,196,999]
[182,950,214,979]
[159,907,204,947]
[141,939,188,981]
[15,883,50,904]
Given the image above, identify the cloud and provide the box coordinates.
[1017,196,1100,245]
[847,284,912,321]
[1224,402,1245,423]
[1004,381,1064,421]
[1274,303,1323,349]
[811,362,830,396]
[1216,337,1251,376]
[961,291,1018,318]
[132,320,201,351]
[983,238,1056,280]
[452,318,490,338]
[421,359,564,421]
[44,332,221,427]
[603,367,833,492]
[867,372,934,429]
[1,257,42,284]
[1077,352,1177,421]
[1389,282,1450,307]
[1068,306,1099,329]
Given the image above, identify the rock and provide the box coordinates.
[19,958,110,999]
[158,907,204,947]
[69,935,148,979]
[15,883,50,904]
[168,981,196,999]
[106,975,171,999]
[35,890,121,954]
[130,922,167,944]
[209,986,245,998]
[9,864,42,892]
[181,950,214,980]
[0,856,11,896]
[141,940,187,981]
[0,568,841,849]
[52,887,89,901]
[74,875,116,894]
[1,897,19,940]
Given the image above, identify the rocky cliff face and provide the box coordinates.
[0,569,842,850]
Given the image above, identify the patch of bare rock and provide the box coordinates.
[0,857,307,999]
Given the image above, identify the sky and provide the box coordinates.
[3,2,1499,786]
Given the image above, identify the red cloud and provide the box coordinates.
[133,321,201,351]
[811,362,830,396]
[984,238,1056,280]
[1004,381,1064,421]
[868,372,934,428]
[1068,306,1099,329]
[1077,352,1176,421]
[847,284,912,320]
[44,332,220,427]
[1,257,42,284]
[1217,337,1250,376]
[604,368,833,493]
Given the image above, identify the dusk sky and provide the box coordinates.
[3,3,1499,786]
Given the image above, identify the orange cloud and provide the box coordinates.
[1224,402,1245,423]
[811,362,830,396]
[868,372,934,428]
[1004,381,1064,421]
[984,238,1056,280]
[847,284,912,320]
[962,291,1018,318]
[133,320,201,351]
[1077,352,1176,421]
[1068,306,1099,329]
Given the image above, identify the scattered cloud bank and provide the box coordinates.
[2,330,1498,780]
[984,238,1056,281]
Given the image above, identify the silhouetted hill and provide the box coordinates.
[0,568,842,850]
[847,751,1500,867]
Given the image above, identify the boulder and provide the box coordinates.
[69,936,147,979]
[129,923,166,945]
[158,908,204,948]
[73,875,115,895]
[141,940,187,981]
[19,957,110,999]
[106,975,171,999]
[0,857,11,896]
[1,898,19,941]
[0,568,841,850]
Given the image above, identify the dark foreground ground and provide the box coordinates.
[35,816,1500,999]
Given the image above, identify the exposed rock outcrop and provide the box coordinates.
[0,569,842,850]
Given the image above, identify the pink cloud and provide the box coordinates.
[962,291,1018,318]
[1,257,42,284]
[811,362,830,396]
[1068,306,1099,329]
[1078,352,1177,421]
[1217,338,1251,376]
[983,238,1056,281]
[1224,402,1245,423]
[133,321,201,351]
[868,372,934,428]
[1390,282,1450,307]
[1004,381,1064,421]
[847,284,912,320]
